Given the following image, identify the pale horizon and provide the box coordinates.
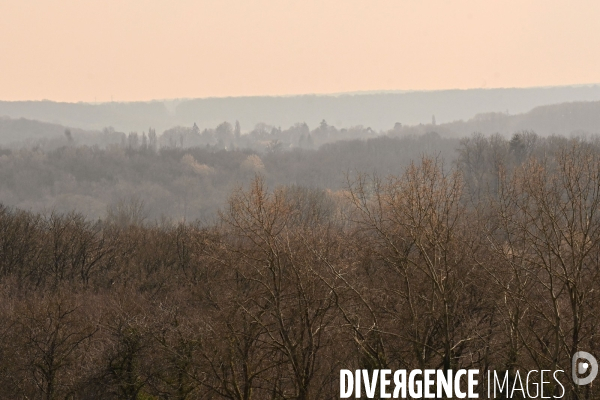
[2,0,600,103]
[5,83,600,105]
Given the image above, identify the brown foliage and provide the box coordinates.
[1,140,600,398]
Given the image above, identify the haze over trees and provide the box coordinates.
[3,98,600,222]
[0,131,456,221]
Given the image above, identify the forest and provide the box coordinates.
[1,131,600,399]
[0,129,456,221]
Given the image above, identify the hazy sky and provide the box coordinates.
[1,0,599,102]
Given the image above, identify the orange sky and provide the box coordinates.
[1,0,599,102]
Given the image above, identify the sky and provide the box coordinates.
[1,0,599,102]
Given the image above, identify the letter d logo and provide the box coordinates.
[572,351,598,385]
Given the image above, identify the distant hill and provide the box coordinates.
[2,85,600,133]
[395,100,600,138]
[0,117,120,148]
[0,117,73,144]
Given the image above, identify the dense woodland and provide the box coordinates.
[1,132,600,398]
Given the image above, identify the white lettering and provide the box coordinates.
[393,370,407,398]
[526,370,539,398]
[493,371,509,398]
[409,369,423,398]
[340,370,353,398]
[540,370,550,398]
[424,369,435,398]
[363,369,378,398]
[553,370,565,398]
[511,370,525,398]
[380,370,391,398]
[455,370,466,399]
[468,370,479,398]
[438,370,453,398]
